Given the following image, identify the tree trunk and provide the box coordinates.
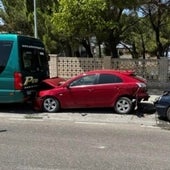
[109,31,119,58]
[65,41,72,57]
[131,42,138,59]
[110,43,119,58]
[82,39,93,57]
[156,29,164,58]
[98,43,102,58]
[141,34,146,59]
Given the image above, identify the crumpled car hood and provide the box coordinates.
[42,77,66,88]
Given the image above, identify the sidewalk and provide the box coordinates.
[0,111,158,127]
[0,88,163,126]
[148,88,164,95]
[0,94,160,127]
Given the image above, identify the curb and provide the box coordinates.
[0,94,161,126]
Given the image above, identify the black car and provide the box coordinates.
[154,90,170,121]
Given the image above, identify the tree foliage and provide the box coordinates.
[0,0,170,58]
[139,0,170,58]
[0,0,32,35]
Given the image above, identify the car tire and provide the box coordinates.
[114,97,132,114]
[166,107,170,121]
[43,97,60,113]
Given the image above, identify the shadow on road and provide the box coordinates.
[0,103,35,114]
[0,102,156,115]
[155,117,170,130]
[57,102,157,119]
[0,130,7,133]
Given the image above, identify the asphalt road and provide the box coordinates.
[0,91,170,170]
[0,119,170,170]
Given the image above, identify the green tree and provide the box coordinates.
[140,0,170,58]
[124,16,156,59]
[52,0,150,58]
[1,0,60,53]
[1,0,32,35]
[2,0,169,58]
[52,0,106,57]
[25,0,60,53]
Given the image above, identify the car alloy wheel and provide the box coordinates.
[115,97,132,114]
[43,97,60,113]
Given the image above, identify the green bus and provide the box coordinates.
[0,33,49,103]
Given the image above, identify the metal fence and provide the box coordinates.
[49,54,170,89]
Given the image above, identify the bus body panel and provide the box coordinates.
[0,34,49,103]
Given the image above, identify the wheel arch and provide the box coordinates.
[166,106,170,121]
[113,94,134,106]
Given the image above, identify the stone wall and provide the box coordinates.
[49,55,170,89]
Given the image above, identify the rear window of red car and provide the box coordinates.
[98,74,122,84]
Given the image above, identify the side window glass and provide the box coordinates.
[98,74,122,84]
[22,51,32,69]
[70,75,96,87]
[0,41,13,73]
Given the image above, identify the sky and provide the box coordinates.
[0,0,5,26]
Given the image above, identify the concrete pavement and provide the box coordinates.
[0,92,162,127]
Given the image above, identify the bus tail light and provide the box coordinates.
[14,72,23,90]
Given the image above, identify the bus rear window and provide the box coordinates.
[0,41,13,73]
[21,45,48,72]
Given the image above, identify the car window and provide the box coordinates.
[0,41,13,73]
[70,75,97,87]
[21,46,48,72]
[98,74,122,84]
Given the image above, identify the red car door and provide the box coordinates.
[91,73,123,107]
[68,85,96,107]
[64,74,97,108]
[91,83,119,107]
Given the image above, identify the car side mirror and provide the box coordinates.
[66,84,71,89]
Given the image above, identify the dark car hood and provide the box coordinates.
[42,77,66,88]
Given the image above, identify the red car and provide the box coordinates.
[34,70,149,114]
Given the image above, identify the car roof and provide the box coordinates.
[42,69,138,88]
[85,69,135,76]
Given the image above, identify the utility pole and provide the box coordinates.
[34,0,38,38]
